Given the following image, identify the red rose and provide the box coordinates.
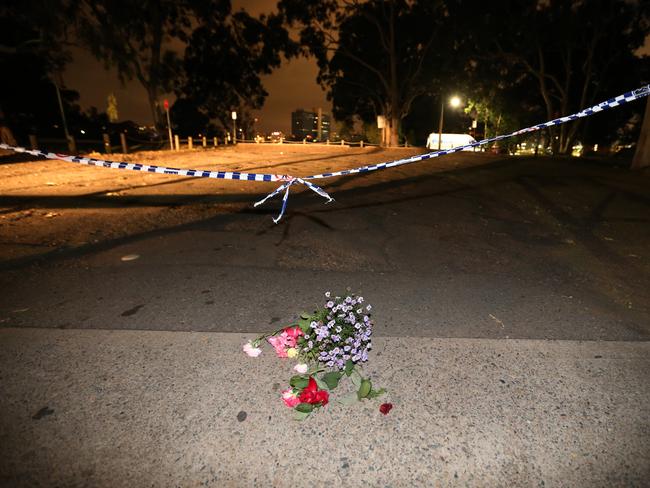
[298,377,318,403]
[314,389,329,406]
[298,377,329,406]
[283,326,304,348]
[284,326,303,339]
[379,403,393,415]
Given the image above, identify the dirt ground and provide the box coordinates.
[0,144,496,264]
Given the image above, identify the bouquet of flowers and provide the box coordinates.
[243,291,388,419]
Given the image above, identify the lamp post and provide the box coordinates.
[437,95,462,150]
[231,111,237,145]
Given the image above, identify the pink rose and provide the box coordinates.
[268,335,288,358]
[242,342,262,357]
[293,363,309,374]
[281,388,300,408]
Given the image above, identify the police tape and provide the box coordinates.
[1,84,648,223]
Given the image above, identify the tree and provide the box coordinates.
[455,0,649,154]
[279,0,453,146]
[177,5,295,135]
[76,0,196,130]
[0,0,78,142]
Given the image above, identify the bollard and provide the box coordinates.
[102,133,112,154]
[303,138,306,144]
[341,139,345,146]
[360,140,364,148]
[188,136,193,150]
[214,137,218,147]
[174,134,180,151]
[120,133,128,153]
[202,136,207,148]
[327,139,330,145]
[29,134,37,150]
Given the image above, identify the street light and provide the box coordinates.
[438,95,462,150]
[231,111,237,145]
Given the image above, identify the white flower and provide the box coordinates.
[243,341,262,357]
[325,291,331,298]
[293,363,309,374]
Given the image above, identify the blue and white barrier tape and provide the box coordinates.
[302,84,650,180]
[1,84,648,222]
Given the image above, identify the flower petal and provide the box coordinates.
[379,403,393,415]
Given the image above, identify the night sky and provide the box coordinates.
[62,0,330,134]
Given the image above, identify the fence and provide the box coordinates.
[21,133,418,156]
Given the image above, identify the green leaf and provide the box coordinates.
[357,379,372,399]
[300,312,310,319]
[298,319,311,333]
[338,392,359,405]
[350,369,362,387]
[314,376,329,390]
[289,375,309,389]
[344,360,354,376]
[366,388,387,399]
[295,402,314,413]
[321,371,343,390]
[294,410,310,421]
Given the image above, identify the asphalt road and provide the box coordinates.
[1,151,649,340]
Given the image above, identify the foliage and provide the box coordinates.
[450,0,650,153]
[279,0,455,146]
[74,0,196,129]
[177,5,296,135]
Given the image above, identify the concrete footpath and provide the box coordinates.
[1,328,648,487]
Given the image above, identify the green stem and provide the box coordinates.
[250,325,289,347]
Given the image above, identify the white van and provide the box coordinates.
[426,133,477,151]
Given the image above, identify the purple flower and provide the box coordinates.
[326,301,334,308]
[331,335,340,342]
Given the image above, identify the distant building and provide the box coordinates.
[291,108,331,141]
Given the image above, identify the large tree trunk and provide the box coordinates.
[387,115,399,146]
[146,84,161,130]
[632,98,650,170]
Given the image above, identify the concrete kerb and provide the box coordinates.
[0,328,648,487]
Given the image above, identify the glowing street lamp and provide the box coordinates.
[438,95,462,150]
[231,111,237,145]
